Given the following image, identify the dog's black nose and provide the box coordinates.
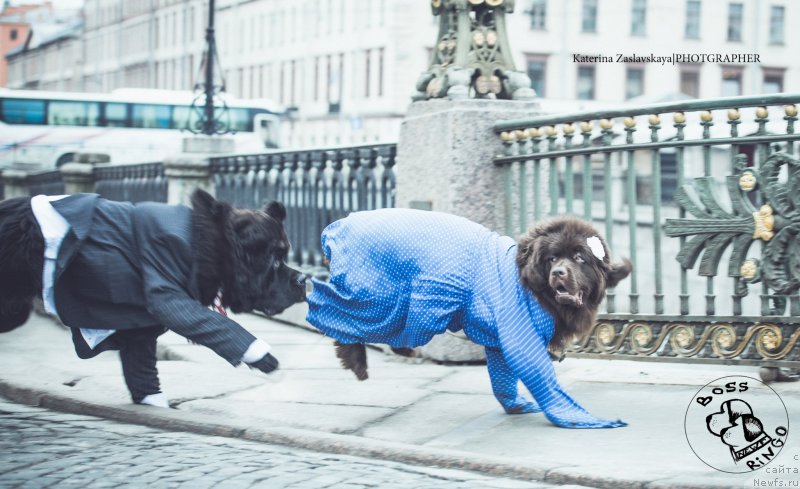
[551,266,567,278]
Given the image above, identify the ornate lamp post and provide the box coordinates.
[414,0,536,101]
[189,0,230,136]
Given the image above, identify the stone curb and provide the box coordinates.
[0,375,738,489]
[0,313,742,489]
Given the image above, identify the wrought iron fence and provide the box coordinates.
[26,170,65,196]
[94,163,168,203]
[493,93,800,367]
[211,144,397,273]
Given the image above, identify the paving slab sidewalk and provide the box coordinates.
[0,309,798,489]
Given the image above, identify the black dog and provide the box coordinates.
[0,190,306,405]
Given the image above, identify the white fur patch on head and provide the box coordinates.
[587,236,605,260]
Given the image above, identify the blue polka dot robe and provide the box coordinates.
[306,209,626,429]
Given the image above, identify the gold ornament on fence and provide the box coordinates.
[596,324,616,347]
[752,205,774,241]
[631,324,653,350]
[738,171,757,192]
[671,325,695,351]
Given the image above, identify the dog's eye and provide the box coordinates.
[548,256,557,263]
[574,253,585,264]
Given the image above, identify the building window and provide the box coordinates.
[529,0,546,30]
[625,67,644,99]
[727,3,742,41]
[328,54,342,113]
[526,55,547,97]
[763,69,784,93]
[680,66,700,97]
[631,0,647,36]
[685,0,700,39]
[378,47,384,97]
[280,63,285,104]
[769,6,784,44]
[577,65,595,100]
[721,66,743,96]
[10,28,18,41]
[314,57,320,101]
[581,0,597,33]
[365,50,371,98]
[290,60,296,105]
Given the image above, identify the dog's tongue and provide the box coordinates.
[555,290,583,306]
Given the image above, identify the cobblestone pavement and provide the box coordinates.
[0,399,555,489]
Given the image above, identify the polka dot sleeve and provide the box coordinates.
[495,308,627,429]
[485,346,542,414]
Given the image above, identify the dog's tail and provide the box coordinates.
[0,197,44,333]
[334,341,368,381]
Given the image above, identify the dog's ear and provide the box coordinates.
[191,189,230,221]
[606,258,633,289]
[516,232,538,270]
[264,201,286,223]
[0,299,33,333]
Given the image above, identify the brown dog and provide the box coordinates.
[516,217,632,353]
[307,209,631,427]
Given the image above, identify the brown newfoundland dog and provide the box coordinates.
[516,216,633,355]
[0,190,306,406]
[306,209,631,428]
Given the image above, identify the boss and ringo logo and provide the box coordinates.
[685,376,789,473]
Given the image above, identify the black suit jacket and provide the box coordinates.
[51,194,256,365]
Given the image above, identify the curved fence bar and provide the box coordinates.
[94,163,168,203]
[26,170,65,196]
[493,93,800,367]
[211,144,397,273]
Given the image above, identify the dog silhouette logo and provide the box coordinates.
[685,376,789,473]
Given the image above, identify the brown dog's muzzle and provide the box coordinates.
[550,262,584,306]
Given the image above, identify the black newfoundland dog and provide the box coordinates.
[0,189,306,405]
[306,209,632,428]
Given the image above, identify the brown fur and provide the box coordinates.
[516,216,632,353]
[332,215,631,381]
[335,342,369,380]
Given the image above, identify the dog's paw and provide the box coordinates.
[248,353,280,374]
[334,342,369,381]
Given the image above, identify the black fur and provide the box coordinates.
[190,189,304,315]
[0,190,306,334]
[0,197,44,332]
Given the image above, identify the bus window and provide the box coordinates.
[105,102,129,127]
[132,104,172,129]
[0,98,45,124]
[171,105,253,133]
[48,100,100,126]
[172,105,201,131]
[228,108,252,132]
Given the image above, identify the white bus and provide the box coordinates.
[0,88,284,169]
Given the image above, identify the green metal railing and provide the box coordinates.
[493,93,800,367]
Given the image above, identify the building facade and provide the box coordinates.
[4,0,799,147]
[512,0,796,103]
[0,1,55,86]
